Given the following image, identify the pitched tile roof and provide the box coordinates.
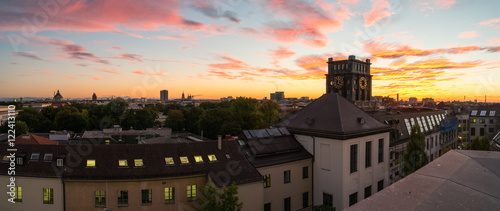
[14,134,58,145]
[276,93,391,139]
[0,141,262,187]
[347,150,500,210]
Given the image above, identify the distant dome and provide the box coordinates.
[53,90,63,102]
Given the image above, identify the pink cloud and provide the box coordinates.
[458,31,479,38]
[489,37,500,45]
[96,68,121,75]
[110,46,124,50]
[267,46,296,67]
[154,34,195,40]
[90,77,100,80]
[63,75,75,79]
[363,0,393,27]
[133,70,166,76]
[42,72,52,75]
[93,40,111,44]
[115,54,143,62]
[479,18,500,26]
[392,31,408,36]
[435,0,456,9]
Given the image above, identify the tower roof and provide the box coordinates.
[276,93,390,139]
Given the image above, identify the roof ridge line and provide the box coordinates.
[336,94,345,132]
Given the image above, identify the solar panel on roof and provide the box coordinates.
[480,110,487,116]
[243,130,252,139]
[266,128,282,136]
[278,128,290,135]
[251,129,270,138]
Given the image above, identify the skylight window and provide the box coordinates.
[180,156,189,164]
[194,156,203,163]
[237,140,245,146]
[43,154,53,162]
[87,159,96,167]
[404,119,411,134]
[165,157,174,165]
[490,111,496,116]
[134,159,143,167]
[119,159,128,167]
[471,110,478,116]
[480,110,487,116]
[2,155,9,162]
[208,154,217,162]
[30,153,40,161]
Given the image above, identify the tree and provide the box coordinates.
[198,182,243,211]
[259,100,281,128]
[470,136,490,151]
[18,107,53,132]
[230,97,261,130]
[442,146,452,155]
[54,109,89,133]
[165,109,185,131]
[403,124,428,176]
[0,120,28,136]
[182,106,205,134]
[199,108,234,140]
[106,98,129,124]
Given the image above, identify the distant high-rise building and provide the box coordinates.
[182,92,185,100]
[160,90,168,102]
[409,97,418,104]
[92,93,97,101]
[270,91,284,101]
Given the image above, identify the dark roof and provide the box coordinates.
[347,150,500,211]
[238,129,312,168]
[276,93,391,139]
[0,141,262,187]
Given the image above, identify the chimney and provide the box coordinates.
[218,135,222,150]
[225,135,231,140]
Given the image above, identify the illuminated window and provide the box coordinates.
[119,160,128,167]
[30,153,40,161]
[180,156,189,164]
[43,188,53,204]
[56,159,63,167]
[134,159,144,167]
[194,156,203,163]
[165,157,174,165]
[263,174,271,188]
[165,187,175,203]
[187,185,197,201]
[118,190,128,206]
[43,153,53,162]
[14,186,22,202]
[95,191,105,206]
[208,154,217,162]
[1,155,8,162]
[87,159,96,167]
[141,189,152,205]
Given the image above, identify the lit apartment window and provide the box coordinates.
[30,153,40,161]
[118,190,128,206]
[378,139,384,163]
[180,156,189,164]
[349,192,358,206]
[208,154,217,162]
[87,159,96,167]
[284,170,291,184]
[118,159,128,167]
[16,157,23,165]
[303,192,309,208]
[302,166,308,179]
[165,157,174,165]
[165,187,175,203]
[323,192,333,207]
[43,188,53,204]
[134,159,144,167]
[263,174,271,188]
[350,144,358,173]
[366,141,372,168]
[43,153,53,162]
[284,197,291,211]
[141,189,152,205]
[1,155,8,162]
[95,191,105,206]
[56,159,63,167]
[364,186,372,199]
[194,156,203,163]
[14,186,22,202]
[187,185,197,201]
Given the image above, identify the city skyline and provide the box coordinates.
[1,0,500,102]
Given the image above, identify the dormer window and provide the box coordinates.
[87,159,96,167]
[1,155,8,163]
[208,154,217,162]
[134,159,144,167]
[30,153,40,161]
[194,156,203,163]
[16,157,23,165]
[119,159,128,167]
[180,156,189,164]
[56,159,64,167]
[43,154,53,162]
[165,157,174,165]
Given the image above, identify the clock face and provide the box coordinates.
[359,77,367,89]
[333,76,343,89]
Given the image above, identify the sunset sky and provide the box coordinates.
[1,0,499,102]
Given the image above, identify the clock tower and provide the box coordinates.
[326,55,372,103]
